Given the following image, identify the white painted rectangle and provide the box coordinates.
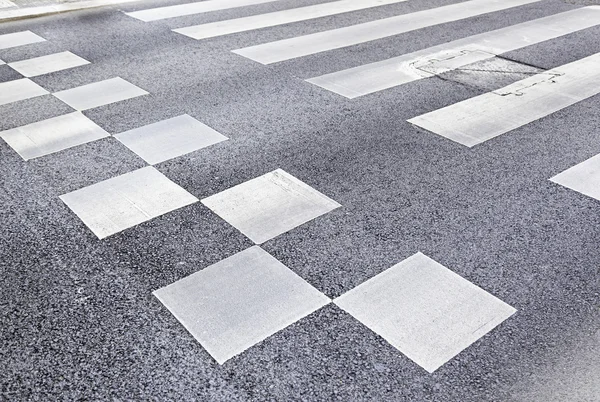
[115,114,228,165]
[306,6,600,98]
[335,253,516,373]
[407,52,600,147]
[60,166,198,239]
[0,112,109,160]
[0,0,16,9]
[202,169,341,244]
[154,246,330,364]
[8,51,90,77]
[174,0,407,40]
[53,77,148,110]
[233,0,542,64]
[0,31,45,50]
[0,78,49,106]
[550,154,600,202]
[126,0,279,22]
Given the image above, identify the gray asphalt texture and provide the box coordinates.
[1,0,600,400]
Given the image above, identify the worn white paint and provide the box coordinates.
[9,51,90,77]
[202,169,341,244]
[60,166,198,239]
[0,112,109,160]
[126,0,279,22]
[154,246,330,364]
[306,6,600,98]
[53,77,148,110]
[115,114,228,165]
[174,0,407,40]
[0,78,49,106]
[408,52,600,147]
[335,253,516,373]
[0,0,16,9]
[551,153,600,202]
[0,31,45,50]
[233,0,541,64]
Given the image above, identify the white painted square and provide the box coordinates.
[154,246,330,364]
[53,77,148,110]
[0,0,16,9]
[8,51,90,77]
[114,114,228,165]
[334,253,516,373]
[0,78,49,106]
[60,166,198,239]
[550,153,600,202]
[0,112,109,160]
[0,31,45,50]
[202,169,341,244]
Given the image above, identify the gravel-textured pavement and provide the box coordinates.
[1,0,599,400]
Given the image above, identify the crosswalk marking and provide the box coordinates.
[0,78,49,106]
[53,77,148,111]
[306,6,600,98]
[8,51,90,77]
[0,112,109,161]
[202,169,341,244]
[125,0,279,22]
[335,253,516,373]
[407,52,600,147]
[154,246,330,364]
[60,166,198,239]
[550,154,600,203]
[0,0,16,9]
[114,114,228,165]
[174,0,407,40]
[233,0,542,64]
[0,31,45,50]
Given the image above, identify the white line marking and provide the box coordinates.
[233,0,542,64]
[115,114,228,165]
[154,246,330,364]
[8,51,90,78]
[335,252,516,373]
[0,112,109,160]
[202,169,341,244]
[0,31,45,50]
[60,166,198,239]
[174,0,408,40]
[306,6,600,98]
[0,78,49,107]
[53,77,148,110]
[551,153,600,202]
[0,0,16,9]
[126,0,279,22]
[407,52,600,147]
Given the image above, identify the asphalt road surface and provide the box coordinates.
[1,0,600,400]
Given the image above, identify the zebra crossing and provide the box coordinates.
[2,0,600,379]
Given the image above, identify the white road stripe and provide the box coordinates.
[0,78,49,106]
[0,30,45,50]
[53,77,148,111]
[0,0,16,9]
[125,0,279,22]
[60,167,198,239]
[233,0,542,64]
[174,0,408,40]
[550,153,600,203]
[407,52,600,147]
[8,51,90,77]
[0,112,109,160]
[306,6,600,98]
